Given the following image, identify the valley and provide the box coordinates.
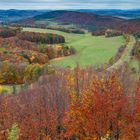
[23,27,124,68]
[0,8,140,140]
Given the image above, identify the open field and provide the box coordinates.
[23,27,125,68]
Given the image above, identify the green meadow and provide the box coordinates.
[23,28,125,68]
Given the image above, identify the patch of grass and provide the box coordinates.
[23,27,125,68]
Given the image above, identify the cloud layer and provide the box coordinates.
[0,0,140,9]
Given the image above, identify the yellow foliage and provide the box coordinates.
[30,55,35,62]
[0,86,8,94]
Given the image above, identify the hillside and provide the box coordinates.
[0,9,49,23]
[32,10,124,30]
[17,10,140,32]
[78,9,140,19]
[1,9,140,32]
[130,18,140,24]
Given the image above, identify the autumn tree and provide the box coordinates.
[63,74,140,140]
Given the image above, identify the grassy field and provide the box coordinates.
[23,27,125,68]
[35,20,76,28]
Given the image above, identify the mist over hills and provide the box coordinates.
[78,9,140,19]
[0,9,140,24]
[0,9,49,23]
[0,9,140,32]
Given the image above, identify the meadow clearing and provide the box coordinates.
[23,28,125,68]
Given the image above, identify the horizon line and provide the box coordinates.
[1,8,140,10]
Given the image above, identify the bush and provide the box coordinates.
[7,124,19,140]
[0,86,8,94]
[24,64,43,83]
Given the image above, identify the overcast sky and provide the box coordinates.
[0,0,140,10]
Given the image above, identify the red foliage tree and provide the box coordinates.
[63,74,140,140]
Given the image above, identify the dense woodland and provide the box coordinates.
[18,31,65,44]
[47,26,85,34]
[0,67,139,140]
[0,27,75,84]
[0,28,18,38]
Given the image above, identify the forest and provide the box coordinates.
[0,67,140,140]
[0,27,75,84]
[0,8,140,140]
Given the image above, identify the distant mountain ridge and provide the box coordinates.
[31,10,125,30]
[78,9,140,19]
[1,9,140,23]
[0,9,50,23]
[1,9,140,32]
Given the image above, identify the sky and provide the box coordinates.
[0,0,140,10]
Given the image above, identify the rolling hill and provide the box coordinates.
[0,9,49,23]
[16,10,140,32]
[78,9,140,19]
[0,10,138,33]
[34,10,124,28]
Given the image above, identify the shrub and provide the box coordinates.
[24,64,43,83]
[7,124,19,140]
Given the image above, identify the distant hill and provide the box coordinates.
[130,18,140,23]
[78,9,140,19]
[30,10,125,31]
[0,9,50,23]
[3,9,140,32]
[34,10,67,20]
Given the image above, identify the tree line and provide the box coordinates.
[0,27,65,44]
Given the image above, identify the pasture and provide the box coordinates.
[23,28,125,68]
